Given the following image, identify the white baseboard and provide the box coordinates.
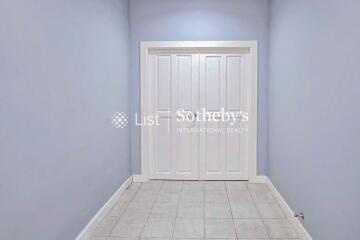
[134,174,265,183]
[264,176,312,240]
[75,176,132,240]
[132,174,149,182]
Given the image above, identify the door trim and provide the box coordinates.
[140,41,258,182]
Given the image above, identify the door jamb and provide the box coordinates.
[140,41,259,182]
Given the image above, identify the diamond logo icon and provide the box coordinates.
[112,112,128,128]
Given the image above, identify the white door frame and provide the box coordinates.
[139,41,259,182]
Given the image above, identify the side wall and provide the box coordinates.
[129,0,270,175]
[0,0,131,239]
[268,1,360,239]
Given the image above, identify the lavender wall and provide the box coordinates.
[129,0,270,175]
[268,0,360,239]
[0,0,131,239]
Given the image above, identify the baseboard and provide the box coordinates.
[133,174,265,183]
[75,176,132,240]
[249,175,266,183]
[264,176,312,240]
[132,174,149,182]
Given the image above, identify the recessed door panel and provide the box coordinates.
[157,56,171,110]
[155,117,172,173]
[227,56,242,111]
[206,57,221,111]
[178,56,192,110]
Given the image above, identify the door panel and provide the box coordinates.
[150,54,199,180]
[199,54,249,180]
[157,56,171,110]
[227,56,242,111]
[156,116,172,173]
[149,52,249,180]
[205,56,221,111]
[178,56,192,110]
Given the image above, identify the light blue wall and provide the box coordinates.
[129,0,270,175]
[0,0,131,239]
[268,0,360,239]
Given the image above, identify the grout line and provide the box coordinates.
[138,180,164,238]
[248,183,271,240]
[170,181,182,239]
[105,181,142,237]
[225,181,239,240]
[203,181,206,240]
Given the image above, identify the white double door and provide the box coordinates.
[149,51,250,180]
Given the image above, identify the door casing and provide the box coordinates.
[140,41,259,182]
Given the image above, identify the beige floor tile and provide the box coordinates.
[230,203,260,218]
[156,191,181,203]
[177,202,204,218]
[174,239,202,240]
[119,190,137,202]
[182,181,204,191]
[173,218,204,238]
[263,219,298,239]
[132,190,159,203]
[141,218,175,238]
[140,181,163,191]
[122,202,152,218]
[109,238,138,240]
[250,190,277,203]
[150,202,178,218]
[204,239,236,240]
[205,219,237,238]
[181,190,204,202]
[204,181,226,191]
[225,181,248,191]
[205,202,232,218]
[205,190,228,203]
[228,190,253,203]
[109,201,128,217]
[111,216,147,237]
[161,181,183,192]
[93,216,119,236]
[234,219,268,239]
[127,182,142,190]
[89,180,302,240]
[140,238,170,240]
[89,237,108,240]
[247,183,269,191]
[256,203,285,218]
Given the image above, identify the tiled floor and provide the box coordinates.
[90,180,301,240]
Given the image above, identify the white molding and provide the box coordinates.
[132,174,149,182]
[140,41,259,181]
[75,176,132,240]
[264,176,313,240]
[248,42,258,182]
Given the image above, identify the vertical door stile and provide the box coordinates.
[192,54,200,179]
[170,54,177,178]
[150,54,157,178]
[242,54,250,177]
[198,54,205,180]
[220,55,227,175]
